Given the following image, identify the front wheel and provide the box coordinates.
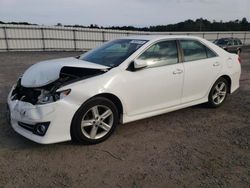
[71,97,119,144]
[207,78,229,108]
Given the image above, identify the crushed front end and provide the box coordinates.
[7,78,76,144]
[7,64,108,144]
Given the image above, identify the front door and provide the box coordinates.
[119,40,184,116]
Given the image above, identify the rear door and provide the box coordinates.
[179,40,222,103]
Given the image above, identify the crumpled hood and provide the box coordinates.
[21,57,109,87]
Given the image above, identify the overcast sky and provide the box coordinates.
[0,0,249,27]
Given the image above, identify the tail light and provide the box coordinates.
[238,56,241,64]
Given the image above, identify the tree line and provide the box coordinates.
[1,18,249,31]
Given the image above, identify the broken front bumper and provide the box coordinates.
[7,87,78,144]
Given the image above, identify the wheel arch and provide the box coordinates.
[220,75,232,93]
[207,74,232,101]
[72,92,124,124]
[92,93,124,120]
[70,92,124,142]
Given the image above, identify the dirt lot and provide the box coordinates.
[0,50,249,188]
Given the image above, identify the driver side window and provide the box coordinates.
[137,40,178,68]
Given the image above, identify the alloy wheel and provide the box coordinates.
[81,105,114,140]
[212,82,227,105]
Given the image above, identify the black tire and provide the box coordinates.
[71,97,119,144]
[207,77,229,108]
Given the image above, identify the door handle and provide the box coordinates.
[173,69,183,75]
[213,62,220,66]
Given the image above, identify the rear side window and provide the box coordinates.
[206,47,217,58]
[180,40,207,62]
[180,40,217,62]
[138,40,178,67]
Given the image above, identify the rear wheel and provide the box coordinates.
[71,97,119,144]
[207,78,229,108]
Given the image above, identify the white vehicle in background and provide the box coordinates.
[7,35,241,144]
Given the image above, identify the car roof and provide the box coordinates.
[217,37,240,40]
[121,35,203,41]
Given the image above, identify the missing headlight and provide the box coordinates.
[37,89,71,104]
[37,89,54,104]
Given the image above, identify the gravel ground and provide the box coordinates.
[0,50,249,188]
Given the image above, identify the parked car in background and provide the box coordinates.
[7,36,241,144]
[213,38,243,54]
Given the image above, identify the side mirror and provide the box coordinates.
[133,59,148,70]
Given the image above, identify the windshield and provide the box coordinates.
[214,39,229,45]
[79,39,148,67]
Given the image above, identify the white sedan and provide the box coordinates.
[7,35,241,144]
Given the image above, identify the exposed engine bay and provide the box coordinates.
[11,67,107,105]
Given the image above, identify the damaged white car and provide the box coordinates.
[7,36,241,144]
